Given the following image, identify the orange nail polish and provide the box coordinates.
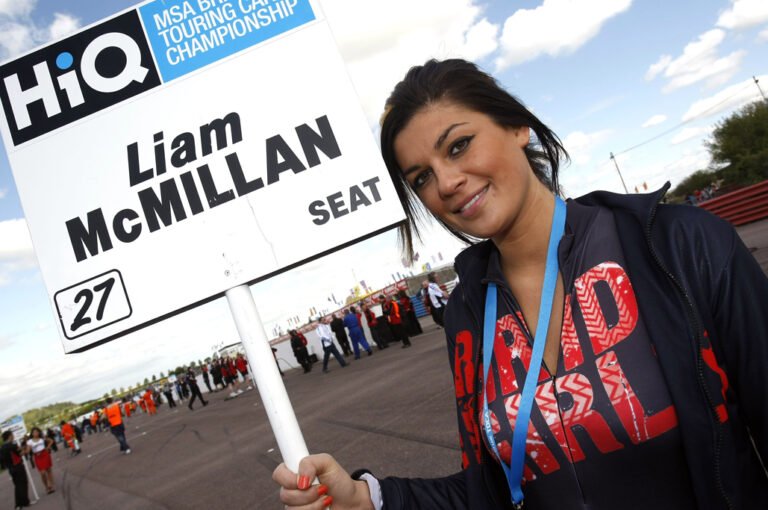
[297,475,311,490]
[323,495,333,507]
[317,485,328,496]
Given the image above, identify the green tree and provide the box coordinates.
[151,374,157,382]
[189,360,197,368]
[119,387,125,394]
[159,372,165,379]
[103,393,109,399]
[110,388,117,396]
[143,378,149,385]
[707,100,768,185]
[669,169,719,201]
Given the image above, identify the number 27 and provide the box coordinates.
[70,278,115,332]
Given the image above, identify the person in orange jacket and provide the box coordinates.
[60,421,81,455]
[123,400,132,418]
[143,389,157,415]
[381,294,412,348]
[105,397,131,454]
[89,411,99,432]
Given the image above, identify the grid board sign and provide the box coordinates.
[0,0,405,353]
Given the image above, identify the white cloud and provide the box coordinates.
[646,29,745,93]
[0,188,7,199]
[0,4,80,60]
[0,21,34,59]
[562,129,612,166]
[0,0,35,18]
[0,218,37,287]
[681,74,767,122]
[320,0,502,125]
[47,13,79,41]
[716,0,768,30]
[495,0,632,70]
[645,55,672,81]
[642,114,667,128]
[759,27,768,41]
[462,18,499,61]
[670,125,713,145]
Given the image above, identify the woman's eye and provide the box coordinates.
[411,169,432,190]
[449,136,473,156]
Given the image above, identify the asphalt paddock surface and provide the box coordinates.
[5,220,764,509]
[2,321,461,510]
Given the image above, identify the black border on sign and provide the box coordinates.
[54,269,133,340]
[68,221,405,353]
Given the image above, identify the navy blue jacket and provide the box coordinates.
[377,185,768,509]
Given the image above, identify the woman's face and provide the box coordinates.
[394,100,538,241]
[32,429,41,439]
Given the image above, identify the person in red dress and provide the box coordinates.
[28,426,55,494]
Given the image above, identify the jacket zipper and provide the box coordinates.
[643,197,733,510]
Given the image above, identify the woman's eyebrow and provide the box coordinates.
[434,122,468,150]
[401,121,469,176]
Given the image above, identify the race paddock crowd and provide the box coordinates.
[1,273,454,510]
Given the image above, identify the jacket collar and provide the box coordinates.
[453,183,670,319]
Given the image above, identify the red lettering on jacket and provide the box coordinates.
[561,295,583,371]
[574,263,638,356]
[701,331,729,423]
[548,374,624,462]
[503,390,561,477]
[454,330,475,399]
[596,351,678,443]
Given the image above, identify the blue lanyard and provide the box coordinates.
[482,196,566,508]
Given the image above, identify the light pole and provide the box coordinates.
[609,152,629,193]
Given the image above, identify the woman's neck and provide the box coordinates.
[493,180,555,277]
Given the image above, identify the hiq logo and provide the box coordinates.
[0,11,161,146]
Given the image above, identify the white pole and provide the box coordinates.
[22,456,40,501]
[225,284,309,471]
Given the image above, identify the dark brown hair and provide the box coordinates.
[380,59,568,261]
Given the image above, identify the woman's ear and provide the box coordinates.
[512,126,530,147]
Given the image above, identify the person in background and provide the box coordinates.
[143,388,157,416]
[46,428,58,452]
[381,295,411,348]
[123,398,133,418]
[185,367,208,410]
[201,363,214,393]
[28,426,55,494]
[1,430,31,508]
[235,353,254,388]
[211,359,225,391]
[290,329,313,373]
[60,420,81,456]
[398,290,422,336]
[426,272,448,327]
[105,397,131,455]
[344,307,373,359]
[361,302,384,351]
[317,316,347,373]
[330,312,353,356]
[89,411,99,435]
[175,379,185,402]
[163,382,177,408]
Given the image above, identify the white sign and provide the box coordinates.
[0,415,28,440]
[0,0,405,352]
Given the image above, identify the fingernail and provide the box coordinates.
[323,495,333,508]
[317,484,328,496]
[297,475,311,490]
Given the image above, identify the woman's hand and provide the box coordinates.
[273,454,375,510]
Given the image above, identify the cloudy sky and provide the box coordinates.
[0,0,766,420]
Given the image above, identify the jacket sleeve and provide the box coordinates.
[378,470,469,509]
[709,223,768,463]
